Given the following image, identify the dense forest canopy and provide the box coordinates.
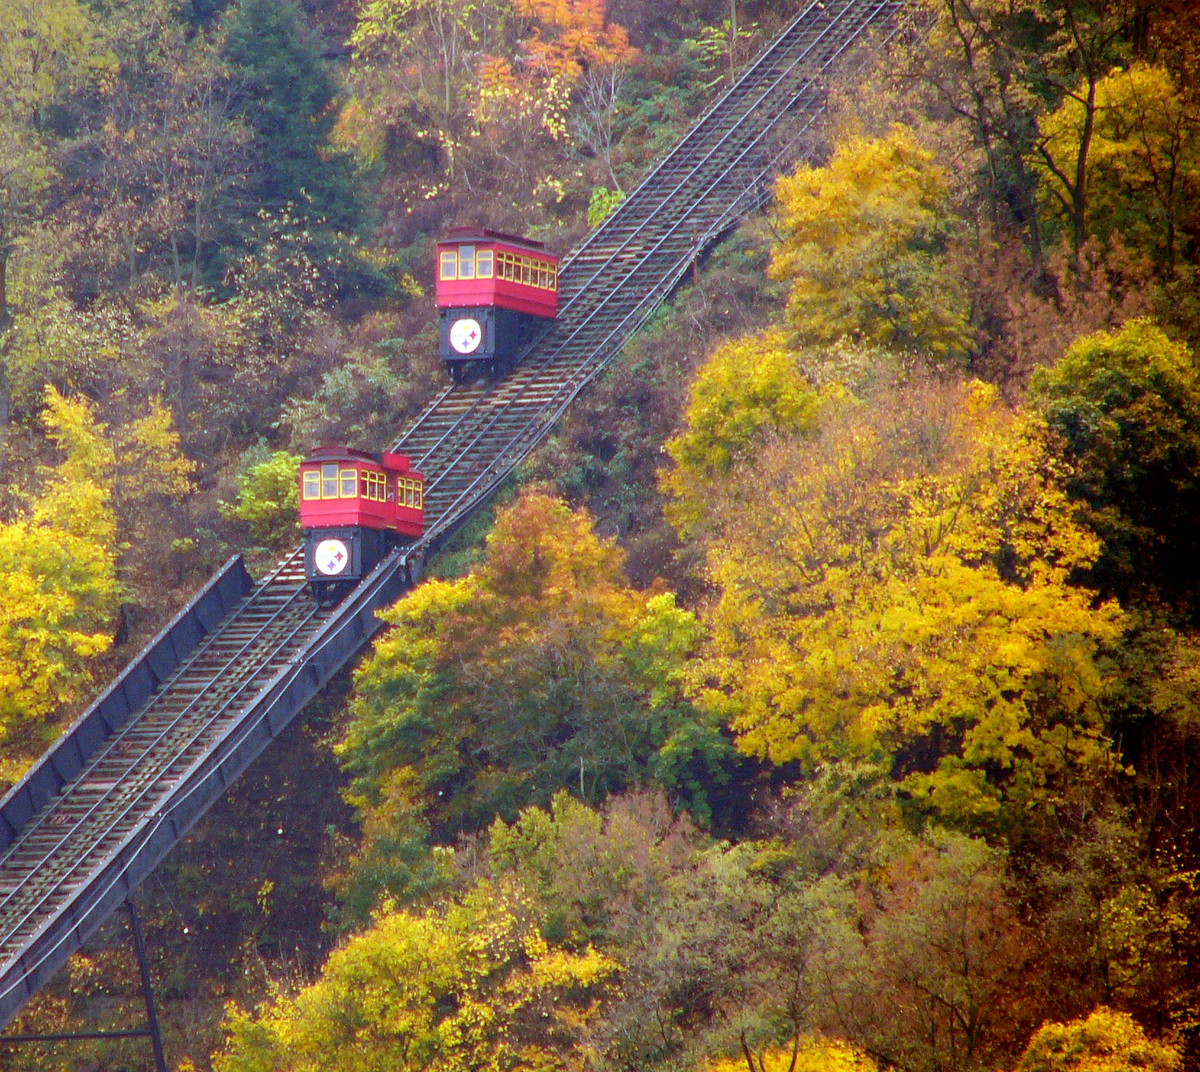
[4,0,1200,1069]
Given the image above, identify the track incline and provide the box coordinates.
[396,0,904,549]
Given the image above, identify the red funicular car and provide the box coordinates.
[298,446,424,600]
[436,227,559,380]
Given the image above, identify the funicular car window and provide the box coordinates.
[361,470,385,501]
[321,463,339,498]
[398,477,422,508]
[458,245,475,279]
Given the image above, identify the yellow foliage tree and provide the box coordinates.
[1015,1007,1180,1072]
[1036,63,1200,271]
[660,327,824,538]
[214,879,617,1072]
[0,391,125,773]
[692,378,1123,830]
[41,385,193,573]
[768,126,973,363]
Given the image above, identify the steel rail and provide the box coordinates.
[0,577,322,961]
[0,553,304,889]
[558,0,873,291]
[0,548,417,1026]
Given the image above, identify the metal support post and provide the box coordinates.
[0,898,168,1072]
[125,899,168,1072]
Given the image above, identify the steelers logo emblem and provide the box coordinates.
[449,317,483,354]
[314,539,350,576]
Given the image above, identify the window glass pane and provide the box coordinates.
[303,471,320,499]
[439,250,457,280]
[458,245,475,279]
[340,469,357,498]
[476,250,493,278]
[322,463,339,498]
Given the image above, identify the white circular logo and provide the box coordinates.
[450,317,483,354]
[314,539,350,576]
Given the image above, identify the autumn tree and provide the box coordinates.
[338,488,733,908]
[344,0,515,180]
[88,0,250,293]
[911,0,1143,274]
[660,327,823,539]
[0,390,124,773]
[475,0,638,207]
[768,126,974,363]
[805,832,1037,1072]
[514,0,634,79]
[687,377,1123,834]
[1030,319,1200,606]
[0,0,108,326]
[38,385,193,602]
[483,793,1037,1072]
[1025,0,1143,262]
[1015,1007,1181,1072]
[214,878,618,1072]
[0,0,110,463]
[1036,62,1200,273]
[701,1038,878,1072]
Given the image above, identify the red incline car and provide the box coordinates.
[436,226,559,380]
[298,445,424,600]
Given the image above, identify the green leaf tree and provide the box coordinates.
[1030,318,1200,605]
[339,488,733,907]
[219,447,301,548]
[223,0,363,234]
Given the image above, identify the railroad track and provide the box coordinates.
[397,0,904,546]
[0,0,904,1030]
[0,552,316,968]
